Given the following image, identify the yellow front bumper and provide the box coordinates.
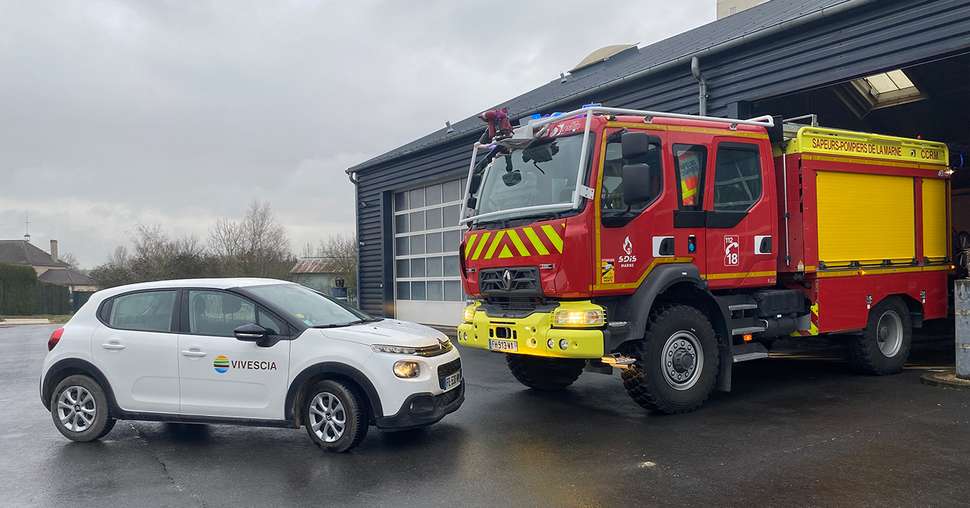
[456,301,605,359]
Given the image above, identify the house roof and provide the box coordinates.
[290,258,344,274]
[0,240,68,268]
[38,268,96,287]
[348,0,850,174]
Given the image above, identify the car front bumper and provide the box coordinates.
[375,382,465,430]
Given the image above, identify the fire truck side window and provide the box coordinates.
[600,134,663,220]
[673,144,707,211]
[712,143,762,212]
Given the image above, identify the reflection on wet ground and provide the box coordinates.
[3,326,968,507]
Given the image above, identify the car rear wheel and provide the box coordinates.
[506,354,584,391]
[50,375,115,442]
[304,380,368,453]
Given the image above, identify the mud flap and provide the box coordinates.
[717,339,732,392]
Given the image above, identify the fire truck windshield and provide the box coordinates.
[471,134,586,222]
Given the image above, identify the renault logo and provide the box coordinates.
[502,269,513,290]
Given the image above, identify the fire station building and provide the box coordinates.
[347,0,970,326]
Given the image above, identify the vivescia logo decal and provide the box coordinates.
[213,355,230,374]
[212,354,278,374]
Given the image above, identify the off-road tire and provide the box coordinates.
[303,379,368,453]
[848,297,912,375]
[621,304,719,414]
[506,355,585,391]
[50,375,115,442]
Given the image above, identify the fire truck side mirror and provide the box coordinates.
[620,132,652,159]
[621,163,658,206]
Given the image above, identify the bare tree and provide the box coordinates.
[316,233,358,287]
[58,252,80,269]
[209,200,292,277]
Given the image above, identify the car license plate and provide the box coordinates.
[489,339,517,352]
[443,370,462,391]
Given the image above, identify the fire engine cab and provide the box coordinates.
[456,106,953,413]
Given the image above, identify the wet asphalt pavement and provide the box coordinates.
[2,324,969,507]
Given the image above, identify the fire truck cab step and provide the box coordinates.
[728,303,759,311]
[731,325,767,336]
[732,343,769,363]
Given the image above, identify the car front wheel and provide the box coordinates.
[303,379,368,453]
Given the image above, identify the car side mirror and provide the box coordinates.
[621,163,659,206]
[235,323,282,347]
[234,323,268,343]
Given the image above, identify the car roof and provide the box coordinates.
[93,278,294,299]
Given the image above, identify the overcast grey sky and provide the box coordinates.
[0,0,713,267]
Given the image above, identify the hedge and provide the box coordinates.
[0,263,71,315]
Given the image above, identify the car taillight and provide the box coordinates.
[48,327,64,351]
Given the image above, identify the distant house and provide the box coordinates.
[0,239,98,307]
[290,258,353,302]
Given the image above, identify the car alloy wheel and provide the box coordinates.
[309,392,347,443]
[57,385,97,433]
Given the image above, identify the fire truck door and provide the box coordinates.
[703,140,776,288]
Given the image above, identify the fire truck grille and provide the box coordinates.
[479,267,541,296]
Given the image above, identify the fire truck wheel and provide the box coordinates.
[621,304,719,414]
[506,355,585,391]
[848,297,912,375]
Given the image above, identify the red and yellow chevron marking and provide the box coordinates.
[791,302,820,336]
[464,223,565,261]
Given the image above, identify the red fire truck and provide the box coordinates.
[456,106,953,413]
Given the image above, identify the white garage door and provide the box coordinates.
[393,178,467,326]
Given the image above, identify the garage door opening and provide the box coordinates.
[749,50,970,238]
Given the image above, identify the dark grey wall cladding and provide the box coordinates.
[354,0,970,316]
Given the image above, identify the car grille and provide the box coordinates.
[479,267,540,296]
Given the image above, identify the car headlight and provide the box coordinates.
[552,308,605,328]
[372,344,418,355]
[462,303,478,323]
[393,360,420,378]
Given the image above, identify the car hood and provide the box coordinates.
[317,319,448,348]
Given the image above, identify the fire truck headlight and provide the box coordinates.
[462,303,477,323]
[552,308,605,328]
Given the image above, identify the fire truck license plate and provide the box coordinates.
[489,339,517,352]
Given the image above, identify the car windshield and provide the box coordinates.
[472,133,587,221]
[243,284,374,328]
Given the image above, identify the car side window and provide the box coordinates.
[188,290,257,337]
[713,143,763,212]
[108,290,177,333]
[258,309,287,336]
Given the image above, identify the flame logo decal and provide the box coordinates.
[623,236,633,256]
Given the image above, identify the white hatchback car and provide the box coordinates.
[40,278,463,452]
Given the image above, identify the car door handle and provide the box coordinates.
[181,349,207,358]
[101,342,126,351]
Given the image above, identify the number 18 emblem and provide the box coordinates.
[724,235,739,267]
